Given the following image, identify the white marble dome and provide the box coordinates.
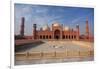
[64,26,69,31]
[42,24,50,31]
[53,23,60,27]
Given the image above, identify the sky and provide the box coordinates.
[14,3,94,36]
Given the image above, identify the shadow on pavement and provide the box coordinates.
[15,41,45,52]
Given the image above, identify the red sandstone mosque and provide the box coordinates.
[18,17,93,41]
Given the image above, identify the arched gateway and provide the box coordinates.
[54,29,60,39]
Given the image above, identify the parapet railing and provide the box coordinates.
[15,50,94,60]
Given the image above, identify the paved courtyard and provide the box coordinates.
[16,40,93,53]
[15,40,94,65]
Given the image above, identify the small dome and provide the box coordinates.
[42,24,50,31]
[64,26,69,31]
[53,23,60,27]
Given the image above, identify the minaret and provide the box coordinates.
[76,24,80,40]
[20,17,25,37]
[86,17,89,38]
[33,24,37,39]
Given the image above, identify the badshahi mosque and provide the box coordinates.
[19,17,93,41]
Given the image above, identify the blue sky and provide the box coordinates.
[14,3,94,36]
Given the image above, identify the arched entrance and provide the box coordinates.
[54,30,60,39]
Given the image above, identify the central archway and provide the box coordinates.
[54,30,60,40]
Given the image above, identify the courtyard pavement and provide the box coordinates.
[16,40,94,53]
[15,40,94,65]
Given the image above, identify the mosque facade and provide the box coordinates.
[33,22,80,40]
[19,17,93,41]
